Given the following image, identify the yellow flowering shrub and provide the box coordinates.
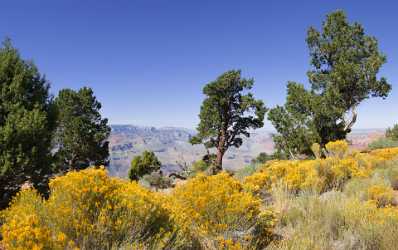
[325,140,349,158]
[244,160,321,194]
[367,184,395,207]
[2,143,398,250]
[1,167,174,250]
[48,167,175,249]
[245,142,398,196]
[243,170,272,195]
[0,189,72,250]
[370,147,398,161]
[170,172,276,249]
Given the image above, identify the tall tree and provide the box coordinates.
[269,11,391,158]
[0,39,56,208]
[53,87,110,171]
[191,70,267,174]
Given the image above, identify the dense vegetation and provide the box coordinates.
[1,9,398,250]
[2,141,398,249]
[0,40,110,209]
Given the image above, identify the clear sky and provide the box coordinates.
[1,0,397,129]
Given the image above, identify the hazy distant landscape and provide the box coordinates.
[108,125,274,176]
[108,125,385,177]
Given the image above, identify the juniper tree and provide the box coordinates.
[53,87,110,171]
[269,11,391,158]
[191,70,267,174]
[0,39,56,208]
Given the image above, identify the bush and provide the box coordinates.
[141,171,173,190]
[170,172,276,249]
[2,141,398,249]
[188,160,211,177]
[325,140,349,158]
[1,167,174,249]
[251,152,275,164]
[0,189,70,250]
[367,184,395,207]
[235,163,264,180]
[244,141,398,196]
[386,124,398,141]
[1,168,277,249]
[128,151,161,181]
[268,191,398,250]
[368,137,398,150]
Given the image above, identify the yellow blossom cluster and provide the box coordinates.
[1,141,398,249]
[168,173,276,249]
[244,141,398,194]
[367,184,395,207]
[0,189,74,250]
[1,168,276,250]
[325,140,349,158]
[1,167,174,249]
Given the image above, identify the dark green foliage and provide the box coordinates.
[0,39,56,208]
[251,152,274,165]
[53,87,110,171]
[268,83,320,158]
[237,153,277,179]
[142,171,173,190]
[188,160,211,177]
[191,70,267,173]
[386,124,398,141]
[128,151,161,181]
[269,11,391,158]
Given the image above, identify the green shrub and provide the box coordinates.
[141,171,173,190]
[386,124,398,141]
[189,160,210,176]
[368,137,398,150]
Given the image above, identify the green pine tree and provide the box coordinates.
[0,39,56,208]
[53,87,110,171]
[269,10,391,158]
[191,70,267,173]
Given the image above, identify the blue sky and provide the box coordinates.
[1,0,397,129]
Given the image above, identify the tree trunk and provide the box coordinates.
[214,149,224,174]
[344,105,358,132]
[214,131,226,174]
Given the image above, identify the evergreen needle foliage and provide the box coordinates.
[0,39,56,208]
[191,70,267,174]
[268,10,391,158]
[53,87,110,171]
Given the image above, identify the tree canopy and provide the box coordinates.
[0,39,56,208]
[53,87,110,171]
[190,70,267,173]
[268,10,391,158]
